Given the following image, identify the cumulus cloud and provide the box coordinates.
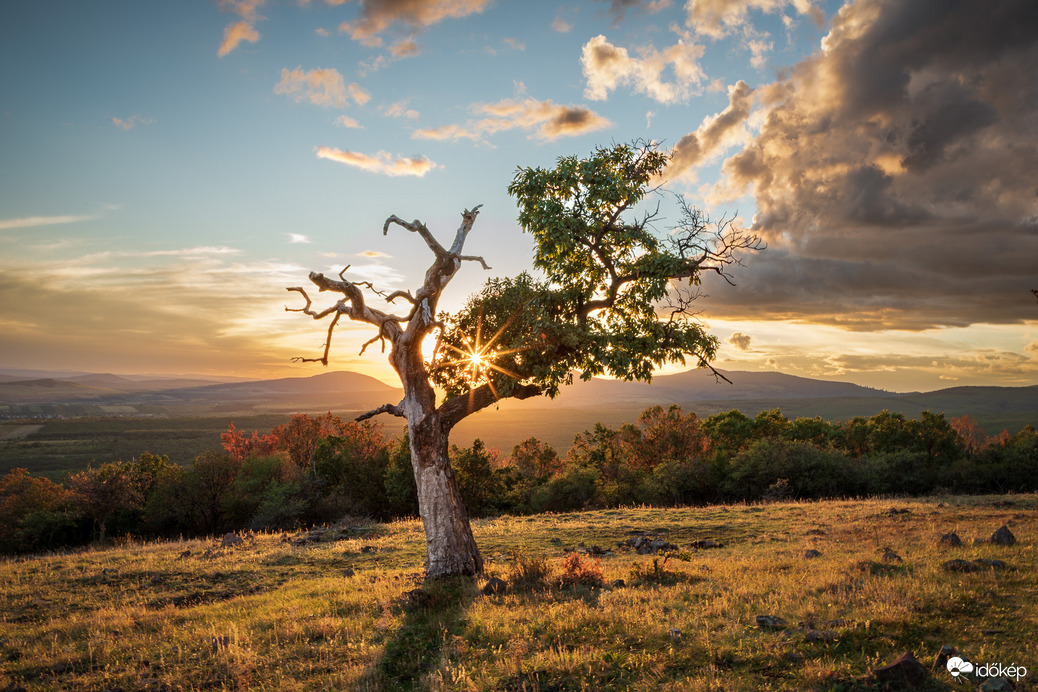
[669,80,754,179]
[338,0,490,44]
[414,96,611,143]
[217,0,265,56]
[288,234,312,244]
[581,35,706,103]
[384,101,419,119]
[696,0,1038,331]
[595,0,672,25]
[315,146,438,177]
[552,16,573,32]
[334,114,362,128]
[686,0,822,39]
[728,332,752,350]
[273,67,369,108]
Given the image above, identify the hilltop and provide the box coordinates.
[1,495,1034,690]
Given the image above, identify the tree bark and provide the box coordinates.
[290,206,494,579]
[409,412,483,577]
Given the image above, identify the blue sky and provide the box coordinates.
[1,0,1036,392]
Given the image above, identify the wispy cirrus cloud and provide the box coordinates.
[274,67,370,108]
[111,115,155,131]
[0,213,99,231]
[415,95,611,143]
[581,34,706,103]
[315,147,438,177]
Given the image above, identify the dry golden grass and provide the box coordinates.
[1,495,1035,691]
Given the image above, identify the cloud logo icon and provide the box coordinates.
[947,657,974,677]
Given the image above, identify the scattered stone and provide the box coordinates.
[690,539,721,549]
[585,545,607,556]
[756,615,787,631]
[990,525,1016,545]
[932,644,956,671]
[942,559,980,572]
[343,568,355,578]
[668,628,682,642]
[149,575,163,585]
[624,535,679,555]
[886,507,912,516]
[482,577,507,596]
[882,548,903,563]
[360,545,378,553]
[826,618,854,628]
[803,629,837,643]
[865,651,929,688]
[940,532,963,547]
[610,579,626,588]
[220,533,243,548]
[978,678,1017,692]
[804,529,827,536]
[973,558,1009,569]
[804,549,822,559]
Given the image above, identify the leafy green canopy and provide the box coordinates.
[431,142,756,399]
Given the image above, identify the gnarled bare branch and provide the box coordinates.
[384,215,448,259]
[356,401,405,422]
[448,205,483,254]
[455,254,491,270]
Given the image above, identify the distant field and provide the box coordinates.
[1,495,1034,690]
[3,391,1037,480]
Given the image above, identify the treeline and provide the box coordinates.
[2,407,1036,554]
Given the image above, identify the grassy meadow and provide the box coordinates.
[1,495,1035,691]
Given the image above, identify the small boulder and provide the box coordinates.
[756,615,787,631]
[866,651,929,688]
[940,532,963,547]
[942,559,980,573]
[803,629,837,643]
[990,525,1016,545]
[932,644,956,671]
[343,568,355,578]
[804,549,822,559]
[978,678,1017,691]
[972,558,1009,569]
[882,548,903,563]
[610,579,626,588]
[482,577,507,596]
[220,533,243,548]
[668,628,682,642]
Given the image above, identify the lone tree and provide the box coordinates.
[288,142,761,578]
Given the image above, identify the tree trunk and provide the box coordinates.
[409,416,483,578]
[395,335,483,579]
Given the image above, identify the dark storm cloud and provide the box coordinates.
[700,0,1038,330]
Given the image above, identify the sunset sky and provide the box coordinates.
[1,0,1036,393]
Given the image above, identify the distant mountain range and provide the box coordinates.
[2,367,1036,456]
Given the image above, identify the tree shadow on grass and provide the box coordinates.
[361,575,480,692]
